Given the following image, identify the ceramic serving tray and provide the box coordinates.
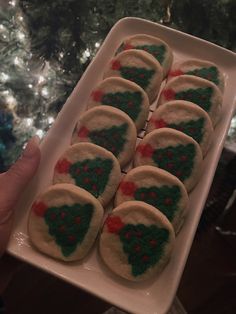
[7,17,236,314]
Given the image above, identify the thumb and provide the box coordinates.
[0,136,41,255]
[1,136,41,211]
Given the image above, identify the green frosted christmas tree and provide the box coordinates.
[152,143,196,181]
[44,203,94,257]
[120,67,155,90]
[136,44,166,64]
[134,185,181,221]
[119,223,169,276]
[175,87,213,112]
[187,66,219,86]
[69,157,113,198]
[169,118,205,143]
[101,91,142,121]
[88,123,128,157]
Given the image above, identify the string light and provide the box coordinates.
[48,116,55,124]
[95,42,100,48]
[9,0,16,7]
[38,75,46,84]
[16,31,25,41]
[0,73,9,83]
[28,84,33,88]
[36,129,44,138]
[41,87,49,97]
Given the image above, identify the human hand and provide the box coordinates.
[0,136,40,292]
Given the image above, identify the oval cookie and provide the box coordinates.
[147,100,213,156]
[168,59,224,91]
[87,77,149,131]
[71,106,137,167]
[134,128,203,191]
[159,75,222,126]
[99,201,175,281]
[115,166,188,233]
[53,143,121,206]
[104,49,163,103]
[117,34,173,77]
[28,184,104,262]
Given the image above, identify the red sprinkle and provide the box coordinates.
[166,162,174,169]
[136,144,154,158]
[162,88,176,101]
[119,181,137,196]
[91,90,104,102]
[125,232,132,239]
[111,59,121,70]
[150,118,168,129]
[32,201,48,217]
[84,177,90,183]
[168,69,184,77]
[55,158,71,174]
[50,213,56,220]
[105,215,125,234]
[77,126,89,138]
[83,165,88,172]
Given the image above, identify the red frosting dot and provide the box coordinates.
[61,212,66,219]
[175,170,182,178]
[75,216,81,224]
[151,118,168,129]
[84,177,90,183]
[167,151,173,158]
[166,162,173,169]
[77,126,89,138]
[136,231,142,238]
[125,231,132,240]
[91,90,104,102]
[128,101,133,107]
[95,168,103,175]
[162,88,176,101]
[68,235,76,243]
[134,244,141,252]
[55,158,71,174]
[83,165,88,172]
[32,201,47,217]
[119,181,137,196]
[50,213,56,220]
[105,215,125,234]
[168,69,184,77]
[150,239,157,247]
[164,197,172,205]
[92,184,97,191]
[123,43,134,50]
[149,191,156,198]
[142,255,149,262]
[181,155,187,161]
[136,144,154,158]
[140,192,145,199]
[111,59,121,70]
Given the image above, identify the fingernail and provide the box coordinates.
[23,136,40,158]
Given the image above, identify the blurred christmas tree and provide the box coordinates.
[0,0,235,171]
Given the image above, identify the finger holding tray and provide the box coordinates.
[7,17,236,314]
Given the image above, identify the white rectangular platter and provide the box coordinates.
[7,17,236,314]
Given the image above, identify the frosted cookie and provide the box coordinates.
[134,128,203,191]
[115,166,188,233]
[147,100,213,156]
[159,75,222,126]
[71,106,137,167]
[99,201,175,281]
[87,77,149,131]
[53,143,121,206]
[104,49,163,103]
[117,34,173,77]
[28,184,104,262]
[168,59,224,91]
